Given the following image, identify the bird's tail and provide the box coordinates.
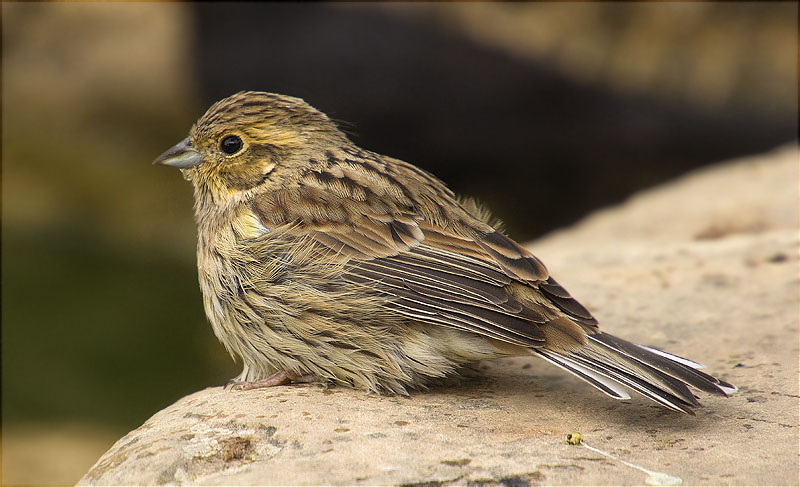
[533,332,737,414]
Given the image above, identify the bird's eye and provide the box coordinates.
[220,135,243,155]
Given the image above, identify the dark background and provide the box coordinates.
[2,3,796,483]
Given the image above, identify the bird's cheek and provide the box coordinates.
[217,162,270,192]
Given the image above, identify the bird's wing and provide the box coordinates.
[253,187,597,348]
[247,145,597,347]
[339,218,551,347]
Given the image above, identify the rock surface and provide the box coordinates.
[79,145,798,486]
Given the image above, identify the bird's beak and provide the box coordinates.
[153,137,203,169]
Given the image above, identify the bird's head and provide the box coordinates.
[154,91,344,206]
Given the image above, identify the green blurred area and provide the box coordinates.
[1,223,237,428]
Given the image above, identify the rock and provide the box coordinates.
[78,145,798,485]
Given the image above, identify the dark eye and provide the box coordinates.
[220,135,243,155]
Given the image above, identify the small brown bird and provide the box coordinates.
[155,91,735,414]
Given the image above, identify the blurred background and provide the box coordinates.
[2,3,796,484]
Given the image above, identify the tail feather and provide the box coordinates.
[534,349,631,400]
[580,338,698,404]
[589,333,737,396]
[536,332,736,414]
[569,351,701,413]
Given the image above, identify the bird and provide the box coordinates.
[154,91,735,414]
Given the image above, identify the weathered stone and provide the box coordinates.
[79,145,798,485]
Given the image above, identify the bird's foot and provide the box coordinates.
[227,371,318,391]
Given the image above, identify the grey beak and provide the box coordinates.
[153,137,203,169]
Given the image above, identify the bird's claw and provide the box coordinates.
[226,371,318,391]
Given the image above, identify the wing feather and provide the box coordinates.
[332,218,557,346]
[343,267,544,346]
[249,175,594,349]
